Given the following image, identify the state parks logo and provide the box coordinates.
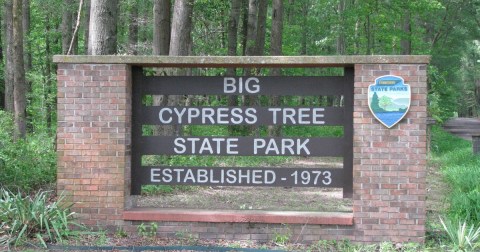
[368,75,411,128]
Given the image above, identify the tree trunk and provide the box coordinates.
[128,3,138,55]
[365,15,372,54]
[153,0,171,55]
[0,8,4,109]
[13,0,27,138]
[254,0,267,56]
[45,18,53,129]
[244,0,257,57]
[61,0,73,54]
[268,0,283,137]
[226,0,241,75]
[286,0,294,24]
[240,0,248,56]
[152,0,171,136]
[400,10,411,55]
[336,0,346,55]
[4,0,14,112]
[22,0,32,74]
[88,0,118,55]
[83,0,90,54]
[169,0,193,57]
[300,0,308,55]
[168,0,194,136]
[70,8,79,55]
[227,0,242,135]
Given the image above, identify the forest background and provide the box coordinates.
[0,0,479,190]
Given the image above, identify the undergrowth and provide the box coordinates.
[0,111,56,192]
[430,125,480,250]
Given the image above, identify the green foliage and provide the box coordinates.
[0,111,56,192]
[440,217,480,251]
[430,126,480,225]
[443,164,480,224]
[430,125,471,155]
[137,222,158,237]
[273,225,291,246]
[0,189,81,248]
[427,66,458,123]
[175,229,199,245]
[114,227,128,238]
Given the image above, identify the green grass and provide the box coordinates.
[430,126,480,226]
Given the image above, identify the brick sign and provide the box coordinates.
[131,67,354,196]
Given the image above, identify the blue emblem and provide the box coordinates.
[368,75,411,128]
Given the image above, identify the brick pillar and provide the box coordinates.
[353,64,427,243]
[56,64,131,229]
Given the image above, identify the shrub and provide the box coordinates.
[440,217,480,251]
[431,126,480,225]
[427,66,457,123]
[0,189,81,248]
[0,111,56,192]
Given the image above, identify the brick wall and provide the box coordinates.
[56,64,131,229]
[56,61,427,244]
[352,64,427,243]
[123,221,354,243]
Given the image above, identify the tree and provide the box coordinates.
[254,0,267,56]
[152,0,171,136]
[268,0,283,137]
[88,0,119,55]
[379,96,393,111]
[23,0,32,73]
[244,0,257,58]
[153,0,170,55]
[127,2,138,55]
[170,0,193,57]
[226,0,242,135]
[167,0,194,136]
[13,0,27,138]
[3,0,14,112]
[61,0,73,54]
[370,92,382,113]
[83,0,90,54]
[400,9,411,55]
[226,0,241,75]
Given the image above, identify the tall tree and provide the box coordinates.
[12,0,27,138]
[4,0,14,112]
[61,0,73,54]
[169,0,193,57]
[0,6,4,109]
[244,0,257,57]
[152,0,171,136]
[240,0,248,56]
[83,0,90,54]
[300,0,309,55]
[226,0,242,135]
[153,0,171,55]
[22,0,32,73]
[167,0,194,136]
[336,0,346,55]
[226,0,241,75]
[400,10,411,55]
[268,0,283,137]
[88,0,119,55]
[254,0,267,56]
[128,2,139,55]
